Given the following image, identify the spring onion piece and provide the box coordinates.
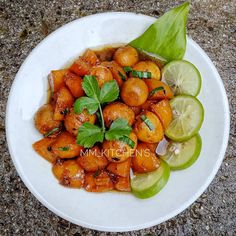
[123,66,133,73]
[149,86,165,97]
[58,146,70,151]
[140,115,155,130]
[93,169,101,178]
[44,127,60,137]
[131,70,151,79]
[119,136,135,148]
[118,71,126,81]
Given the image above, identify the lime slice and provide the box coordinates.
[165,95,204,142]
[160,134,202,170]
[162,60,202,96]
[131,159,170,199]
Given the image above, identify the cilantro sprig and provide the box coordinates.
[74,75,132,148]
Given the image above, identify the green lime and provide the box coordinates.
[160,134,202,170]
[131,159,170,199]
[162,60,202,96]
[165,95,204,142]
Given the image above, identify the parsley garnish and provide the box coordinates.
[74,76,132,148]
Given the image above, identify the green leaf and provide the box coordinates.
[119,136,135,148]
[129,2,190,61]
[149,86,165,97]
[141,115,155,130]
[77,123,104,148]
[74,97,99,114]
[100,80,119,103]
[82,75,100,100]
[105,118,132,140]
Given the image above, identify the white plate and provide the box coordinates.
[6,12,230,232]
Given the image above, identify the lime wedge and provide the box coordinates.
[131,159,170,199]
[165,95,204,141]
[162,60,202,96]
[160,134,202,170]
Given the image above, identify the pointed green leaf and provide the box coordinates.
[129,2,190,61]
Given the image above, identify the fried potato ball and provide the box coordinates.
[132,61,161,80]
[51,132,84,158]
[132,143,160,173]
[33,137,57,163]
[129,106,142,116]
[64,108,96,136]
[34,104,61,135]
[121,78,148,106]
[103,102,135,127]
[145,79,174,100]
[90,65,113,87]
[150,99,173,130]
[114,46,139,67]
[77,146,108,172]
[134,111,164,143]
[101,61,127,87]
[102,132,137,163]
[107,157,131,177]
[84,171,114,192]
[52,159,85,188]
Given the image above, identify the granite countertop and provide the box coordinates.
[0,0,235,235]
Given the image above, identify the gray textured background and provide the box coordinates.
[0,0,235,235]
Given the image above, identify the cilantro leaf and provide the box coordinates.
[82,75,100,100]
[105,118,132,140]
[74,97,99,114]
[100,80,119,103]
[76,122,104,148]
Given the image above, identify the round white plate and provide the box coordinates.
[6,12,230,232]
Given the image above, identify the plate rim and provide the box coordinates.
[5,11,230,232]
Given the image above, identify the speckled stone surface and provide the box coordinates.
[0,0,235,235]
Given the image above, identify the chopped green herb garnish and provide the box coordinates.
[118,71,126,81]
[123,66,133,73]
[140,115,155,130]
[58,146,70,151]
[119,136,135,148]
[131,70,152,79]
[149,86,165,97]
[93,169,101,178]
[44,127,60,137]
[61,107,70,115]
